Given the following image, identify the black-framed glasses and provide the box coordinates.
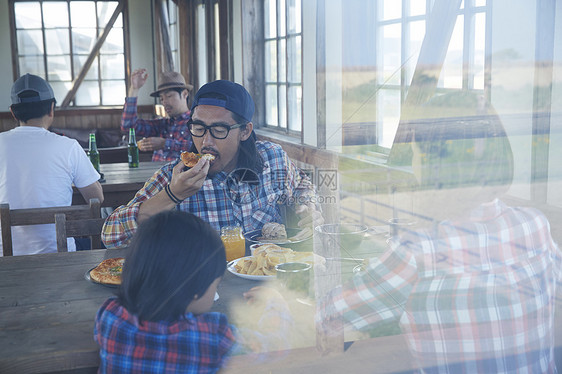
[188,121,245,139]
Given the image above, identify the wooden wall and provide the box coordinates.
[0,105,155,133]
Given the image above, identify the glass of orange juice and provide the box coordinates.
[220,226,246,262]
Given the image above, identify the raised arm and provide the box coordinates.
[121,68,163,138]
[101,164,172,248]
[128,68,148,97]
[137,157,209,222]
[102,159,210,248]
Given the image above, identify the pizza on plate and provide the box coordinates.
[89,257,125,285]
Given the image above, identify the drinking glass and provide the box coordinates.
[275,262,311,296]
[221,226,246,262]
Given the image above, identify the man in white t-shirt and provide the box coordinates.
[0,74,104,256]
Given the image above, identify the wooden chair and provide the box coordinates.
[0,198,101,256]
[55,214,106,252]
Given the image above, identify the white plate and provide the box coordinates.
[227,256,275,281]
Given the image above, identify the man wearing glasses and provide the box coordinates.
[103,80,322,248]
[121,68,193,162]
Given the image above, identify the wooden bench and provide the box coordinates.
[55,214,106,252]
[0,198,101,256]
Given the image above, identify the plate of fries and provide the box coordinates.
[227,256,275,280]
[227,244,315,280]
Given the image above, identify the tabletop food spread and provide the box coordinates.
[228,243,315,280]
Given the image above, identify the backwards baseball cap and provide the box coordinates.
[11,73,56,104]
[191,80,255,122]
[150,71,194,97]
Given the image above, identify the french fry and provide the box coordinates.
[240,259,252,273]
[247,257,259,275]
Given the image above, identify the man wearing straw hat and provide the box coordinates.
[121,68,193,162]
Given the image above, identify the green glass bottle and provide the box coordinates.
[128,128,139,168]
[88,133,100,172]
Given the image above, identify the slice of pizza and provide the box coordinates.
[180,151,215,167]
[89,257,125,285]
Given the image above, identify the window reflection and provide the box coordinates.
[70,2,96,28]
[439,15,463,89]
[43,2,69,28]
[45,29,70,55]
[46,56,72,81]
[14,2,41,29]
[339,0,489,150]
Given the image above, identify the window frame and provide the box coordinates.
[165,0,180,72]
[263,0,303,136]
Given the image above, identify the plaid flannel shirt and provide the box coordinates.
[102,141,318,248]
[94,298,236,373]
[319,199,561,373]
[121,97,192,162]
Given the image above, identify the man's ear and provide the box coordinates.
[49,102,55,117]
[9,106,17,121]
[181,89,190,108]
[240,122,254,141]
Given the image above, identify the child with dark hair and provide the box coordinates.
[94,210,235,372]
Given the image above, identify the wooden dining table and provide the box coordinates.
[0,233,421,374]
[0,248,262,374]
[72,161,167,208]
[2,231,560,373]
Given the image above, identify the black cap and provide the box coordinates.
[11,74,56,104]
[191,80,254,122]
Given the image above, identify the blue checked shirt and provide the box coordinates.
[95,298,236,373]
[121,97,192,162]
[102,141,318,248]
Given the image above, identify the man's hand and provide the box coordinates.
[138,137,166,152]
[295,202,324,231]
[286,203,324,241]
[168,157,210,201]
[243,286,286,306]
[138,158,210,223]
[128,68,148,97]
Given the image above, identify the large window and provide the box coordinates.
[11,0,127,106]
[264,0,302,133]
[378,0,489,148]
[342,0,489,149]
